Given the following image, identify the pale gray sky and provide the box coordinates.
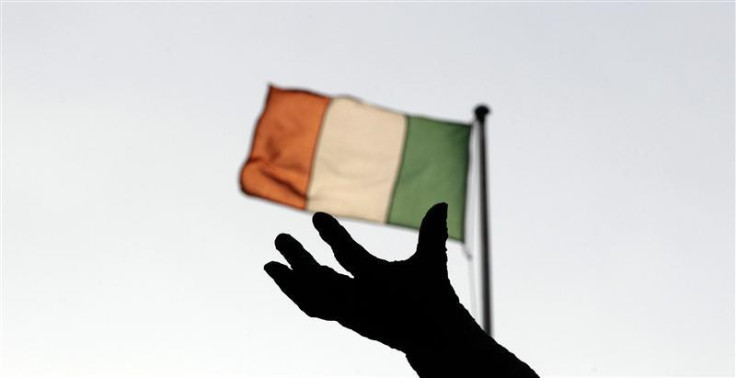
[2,2,734,377]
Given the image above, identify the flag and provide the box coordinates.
[241,85,471,240]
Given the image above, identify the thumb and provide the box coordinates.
[412,202,449,264]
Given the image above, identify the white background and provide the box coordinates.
[2,2,734,377]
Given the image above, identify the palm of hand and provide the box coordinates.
[264,203,462,353]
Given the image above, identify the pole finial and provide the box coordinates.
[474,105,491,122]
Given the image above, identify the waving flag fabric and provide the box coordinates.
[241,86,471,240]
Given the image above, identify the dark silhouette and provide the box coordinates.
[264,202,539,377]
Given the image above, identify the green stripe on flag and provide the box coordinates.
[387,116,471,240]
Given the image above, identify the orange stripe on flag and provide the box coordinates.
[241,86,330,209]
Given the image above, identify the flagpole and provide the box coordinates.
[474,105,493,336]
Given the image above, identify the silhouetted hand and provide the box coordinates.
[264,203,538,377]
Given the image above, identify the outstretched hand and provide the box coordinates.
[264,202,465,353]
[264,202,538,377]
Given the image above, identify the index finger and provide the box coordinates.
[312,212,384,277]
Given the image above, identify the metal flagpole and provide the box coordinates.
[474,105,493,336]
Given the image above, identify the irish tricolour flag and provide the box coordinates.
[241,86,471,240]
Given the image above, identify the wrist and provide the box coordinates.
[403,305,538,377]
